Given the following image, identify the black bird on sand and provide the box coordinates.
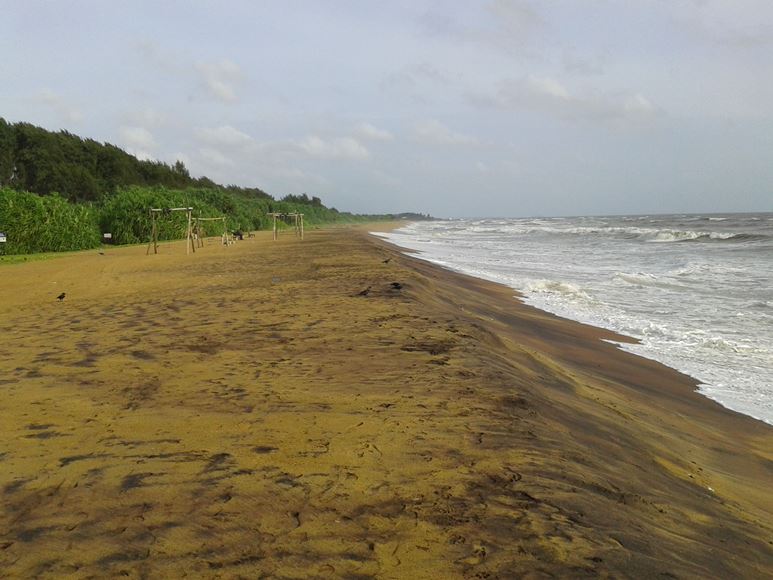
[382,258,391,264]
[390,282,403,290]
[357,286,372,296]
[57,292,66,301]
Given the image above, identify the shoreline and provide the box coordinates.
[1,226,771,577]
[374,225,773,428]
[371,229,769,433]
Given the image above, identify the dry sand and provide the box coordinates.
[0,227,771,578]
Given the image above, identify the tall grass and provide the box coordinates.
[1,186,387,255]
[0,188,101,254]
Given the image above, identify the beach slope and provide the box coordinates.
[0,228,771,578]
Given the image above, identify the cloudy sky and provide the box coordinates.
[2,1,773,217]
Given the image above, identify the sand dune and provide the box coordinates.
[1,227,771,578]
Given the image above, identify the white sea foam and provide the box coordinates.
[379,213,773,425]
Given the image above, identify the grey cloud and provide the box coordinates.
[136,40,186,73]
[667,0,773,47]
[487,0,543,36]
[561,51,605,76]
[419,0,543,52]
[381,62,457,103]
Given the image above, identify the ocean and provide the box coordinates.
[376,213,773,426]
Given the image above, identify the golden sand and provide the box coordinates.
[0,227,771,578]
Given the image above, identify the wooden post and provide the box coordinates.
[273,214,277,241]
[146,210,152,255]
[195,217,203,248]
[186,209,194,254]
[300,214,304,240]
[146,210,158,255]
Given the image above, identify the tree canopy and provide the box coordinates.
[0,118,272,202]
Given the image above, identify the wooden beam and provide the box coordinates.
[150,207,193,213]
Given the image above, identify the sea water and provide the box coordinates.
[375,213,773,425]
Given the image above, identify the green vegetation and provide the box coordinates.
[0,119,408,256]
[0,118,238,201]
[0,189,101,254]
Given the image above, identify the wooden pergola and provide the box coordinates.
[146,207,195,255]
[267,212,304,241]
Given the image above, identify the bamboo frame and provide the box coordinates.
[146,207,195,255]
[267,212,304,241]
[194,216,230,248]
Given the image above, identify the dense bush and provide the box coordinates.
[0,119,396,256]
[0,188,101,254]
[0,185,391,255]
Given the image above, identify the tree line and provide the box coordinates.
[0,118,274,201]
[0,119,403,255]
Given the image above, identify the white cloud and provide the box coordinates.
[119,126,157,160]
[476,75,661,122]
[623,94,657,114]
[195,59,243,103]
[296,135,370,160]
[36,89,83,123]
[194,125,254,147]
[487,0,542,36]
[414,120,479,146]
[354,122,394,141]
[527,76,570,99]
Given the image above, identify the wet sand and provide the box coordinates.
[0,227,771,578]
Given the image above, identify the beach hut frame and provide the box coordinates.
[267,212,304,241]
[146,207,195,255]
[194,216,232,248]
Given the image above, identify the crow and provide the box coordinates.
[57,292,66,302]
[382,258,391,264]
[357,286,372,296]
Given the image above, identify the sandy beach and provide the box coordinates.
[1,226,771,578]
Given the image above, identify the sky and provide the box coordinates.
[2,0,773,217]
